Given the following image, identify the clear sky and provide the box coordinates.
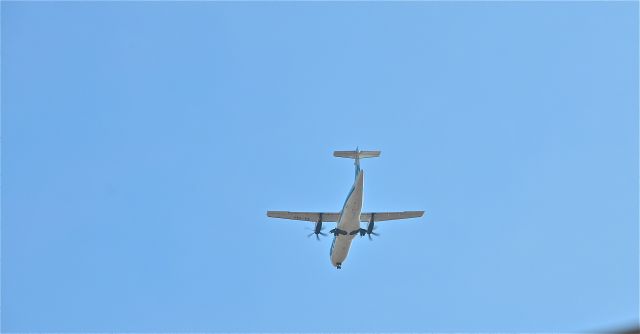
[2,1,638,333]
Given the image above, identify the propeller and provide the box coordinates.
[306,220,327,241]
[361,216,380,240]
[368,226,380,240]
[306,231,327,240]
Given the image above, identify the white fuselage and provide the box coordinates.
[330,170,364,267]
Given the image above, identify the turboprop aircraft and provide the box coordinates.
[267,149,425,269]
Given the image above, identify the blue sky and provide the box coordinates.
[2,1,638,332]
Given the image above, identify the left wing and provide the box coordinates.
[267,211,340,223]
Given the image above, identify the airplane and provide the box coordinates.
[267,149,425,269]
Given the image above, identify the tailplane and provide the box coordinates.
[333,150,381,160]
[333,149,380,176]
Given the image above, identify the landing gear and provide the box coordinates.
[336,263,342,269]
[330,228,348,236]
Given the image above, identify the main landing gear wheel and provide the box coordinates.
[336,263,342,269]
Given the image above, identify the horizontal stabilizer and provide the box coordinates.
[333,150,381,159]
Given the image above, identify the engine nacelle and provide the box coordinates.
[366,221,375,234]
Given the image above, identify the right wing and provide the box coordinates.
[360,211,424,222]
[266,211,340,223]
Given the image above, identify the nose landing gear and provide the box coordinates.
[336,263,342,269]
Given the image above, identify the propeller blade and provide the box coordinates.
[307,232,315,238]
[371,232,379,236]
[315,234,320,241]
[368,234,372,241]
[319,232,327,236]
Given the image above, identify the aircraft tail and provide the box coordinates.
[333,149,380,176]
[333,150,381,160]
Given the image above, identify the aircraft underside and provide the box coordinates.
[266,149,424,269]
[330,169,364,268]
